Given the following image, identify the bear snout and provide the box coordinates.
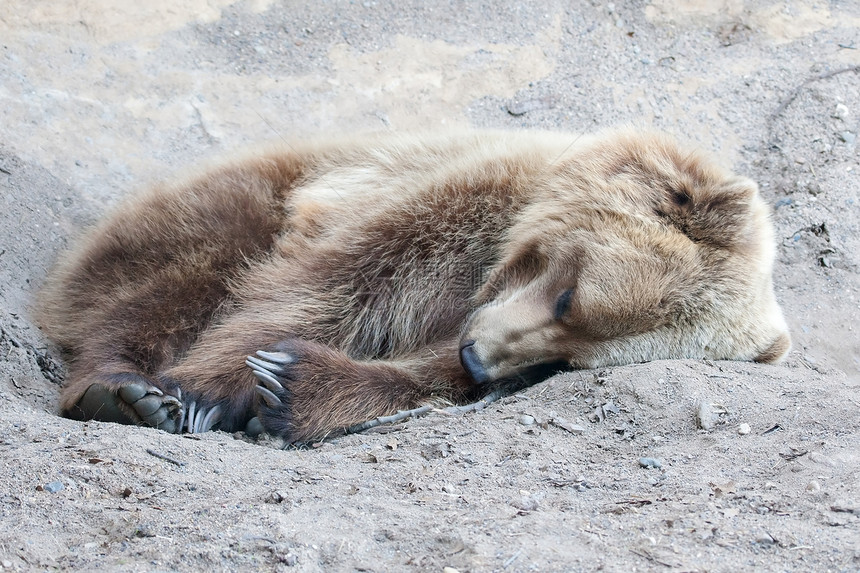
[459,340,491,385]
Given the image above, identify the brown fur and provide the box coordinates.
[37,129,790,442]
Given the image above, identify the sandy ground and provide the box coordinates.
[1,1,859,571]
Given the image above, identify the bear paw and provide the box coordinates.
[244,340,322,442]
[72,378,183,432]
[243,338,417,442]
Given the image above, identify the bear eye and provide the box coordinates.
[554,288,575,321]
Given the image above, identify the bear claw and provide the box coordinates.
[247,351,291,409]
[255,385,283,407]
[182,401,223,433]
[245,356,284,390]
[255,350,295,365]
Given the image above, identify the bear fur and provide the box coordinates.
[36,129,791,442]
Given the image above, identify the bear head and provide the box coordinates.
[459,130,791,385]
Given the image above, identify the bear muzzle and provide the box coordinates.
[459,339,491,385]
[459,296,563,384]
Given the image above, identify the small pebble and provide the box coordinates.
[44,481,64,493]
[441,483,457,494]
[264,491,287,504]
[512,494,539,511]
[755,532,775,545]
[696,401,714,430]
[833,103,850,120]
[519,414,535,426]
[639,457,662,469]
[806,480,821,492]
[551,416,586,434]
[443,568,461,573]
[738,423,751,435]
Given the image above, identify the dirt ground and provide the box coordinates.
[1,1,859,571]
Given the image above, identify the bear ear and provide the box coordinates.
[661,176,760,249]
[695,177,760,247]
[754,331,791,363]
[695,176,758,213]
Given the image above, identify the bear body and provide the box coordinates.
[37,129,790,442]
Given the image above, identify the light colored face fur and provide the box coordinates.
[462,131,790,382]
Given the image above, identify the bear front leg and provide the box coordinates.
[245,338,476,443]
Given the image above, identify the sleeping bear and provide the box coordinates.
[36,129,791,442]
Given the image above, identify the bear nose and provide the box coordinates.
[459,340,490,385]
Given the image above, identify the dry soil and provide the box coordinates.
[1,1,859,571]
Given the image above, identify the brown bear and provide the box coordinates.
[36,129,791,443]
